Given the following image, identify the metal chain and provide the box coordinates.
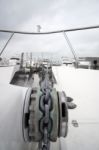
[39,66,53,150]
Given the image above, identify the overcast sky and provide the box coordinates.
[0,0,99,58]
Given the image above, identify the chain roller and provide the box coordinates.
[22,64,77,150]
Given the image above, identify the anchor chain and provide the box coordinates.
[39,66,53,150]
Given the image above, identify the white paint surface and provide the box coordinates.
[53,66,99,150]
[0,66,14,84]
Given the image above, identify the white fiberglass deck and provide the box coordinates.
[0,66,14,84]
[53,66,99,150]
[0,65,99,150]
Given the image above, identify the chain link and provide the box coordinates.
[39,66,53,150]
